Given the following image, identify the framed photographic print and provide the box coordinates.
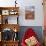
[25,6,35,20]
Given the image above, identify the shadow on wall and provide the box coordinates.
[18,26,43,44]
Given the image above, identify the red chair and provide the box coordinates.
[21,28,41,46]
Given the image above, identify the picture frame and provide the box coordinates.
[25,6,35,20]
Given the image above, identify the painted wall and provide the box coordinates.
[18,0,44,26]
[0,0,44,26]
[18,26,43,44]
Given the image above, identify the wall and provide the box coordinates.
[18,0,44,26]
[0,0,44,26]
[18,26,43,44]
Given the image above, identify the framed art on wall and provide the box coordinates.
[25,6,35,20]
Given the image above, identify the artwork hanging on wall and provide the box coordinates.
[25,6,35,20]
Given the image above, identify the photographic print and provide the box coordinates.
[25,6,35,20]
